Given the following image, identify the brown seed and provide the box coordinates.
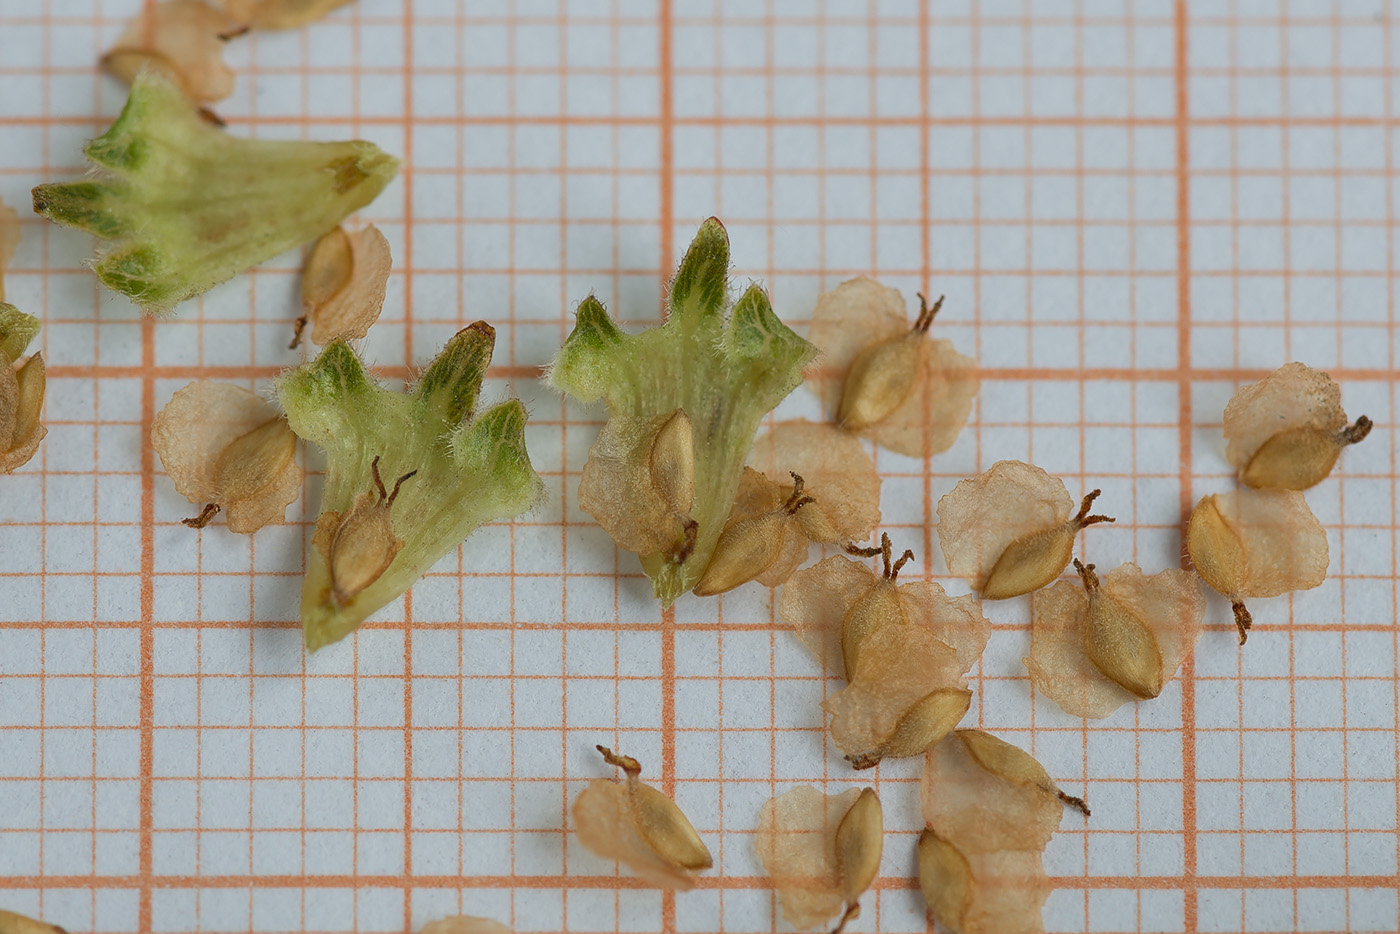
[318,455,415,606]
[747,419,883,545]
[1224,361,1371,490]
[574,745,712,890]
[845,686,972,771]
[692,474,815,596]
[980,489,1114,600]
[829,787,883,933]
[1,352,46,474]
[1186,489,1328,644]
[808,278,978,457]
[577,412,699,559]
[213,417,297,504]
[938,460,1113,598]
[294,224,392,349]
[839,533,914,680]
[917,829,973,934]
[1076,561,1165,699]
[1026,562,1204,718]
[649,408,695,516]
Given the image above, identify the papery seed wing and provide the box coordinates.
[1100,564,1205,693]
[899,579,991,679]
[806,277,909,416]
[865,338,979,458]
[961,850,1052,934]
[105,0,239,104]
[1218,488,1330,597]
[937,460,1074,592]
[151,381,278,506]
[922,731,1063,856]
[749,419,881,541]
[1026,579,1136,719]
[779,555,879,676]
[1223,362,1345,472]
[573,779,699,890]
[418,918,513,934]
[307,225,391,346]
[755,786,858,930]
[578,413,692,556]
[223,446,303,533]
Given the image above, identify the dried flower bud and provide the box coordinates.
[1187,488,1328,644]
[104,1,239,104]
[221,0,354,29]
[279,323,543,650]
[937,460,1114,599]
[418,919,511,934]
[1224,362,1371,490]
[33,72,397,315]
[0,909,68,934]
[755,786,882,933]
[573,745,712,890]
[550,219,815,603]
[150,380,300,532]
[0,197,20,304]
[1,307,46,475]
[918,831,1049,934]
[807,277,979,457]
[577,409,698,560]
[292,224,391,348]
[1026,561,1205,717]
[782,537,990,768]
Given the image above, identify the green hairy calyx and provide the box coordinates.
[278,323,543,651]
[32,71,398,316]
[548,217,817,604]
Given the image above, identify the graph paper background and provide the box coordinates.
[1,0,1398,932]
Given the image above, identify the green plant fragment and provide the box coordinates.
[278,322,543,651]
[546,218,817,604]
[32,71,397,316]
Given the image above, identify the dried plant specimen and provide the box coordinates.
[548,218,815,603]
[755,786,883,933]
[151,380,301,532]
[1187,488,1328,644]
[1224,361,1372,490]
[278,323,542,650]
[32,71,398,315]
[918,730,1087,934]
[104,1,239,104]
[781,535,991,768]
[1026,561,1206,718]
[419,917,511,934]
[0,307,46,475]
[0,909,68,934]
[937,460,1114,600]
[807,277,979,457]
[0,197,19,303]
[292,224,391,348]
[222,0,354,29]
[573,745,713,890]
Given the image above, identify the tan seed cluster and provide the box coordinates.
[150,380,302,531]
[755,786,883,933]
[104,1,239,105]
[292,224,392,348]
[1225,361,1371,491]
[938,460,1115,600]
[919,731,1087,934]
[573,745,713,889]
[807,277,979,457]
[781,534,990,769]
[1027,560,1206,718]
[1187,488,1328,643]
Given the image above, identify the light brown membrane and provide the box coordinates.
[104,1,239,104]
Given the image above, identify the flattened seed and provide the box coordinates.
[649,408,695,516]
[1185,495,1246,602]
[630,781,713,870]
[834,788,883,906]
[879,687,971,760]
[838,333,922,430]
[322,456,414,605]
[1078,562,1165,700]
[917,830,973,934]
[980,489,1114,600]
[1242,419,1372,490]
[214,417,296,503]
[692,510,790,595]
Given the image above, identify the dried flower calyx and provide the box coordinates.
[919,730,1087,934]
[1187,488,1328,644]
[292,224,391,348]
[938,460,1114,600]
[221,0,354,29]
[104,1,240,105]
[1026,560,1205,718]
[1224,361,1372,490]
[692,419,882,596]
[0,307,46,475]
[548,218,816,603]
[0,909,68,934]
[277,322,543,651]
[781,534,990,769]
[32,71,398,315]
[151,380,301,532]
[755,786,883,933]
[573,745,713,890]
[418,917,511,934]
[808,277,979,457]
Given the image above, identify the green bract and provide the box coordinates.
[548,218,817,604]
[278,323,543,651]
[32,71,398,316]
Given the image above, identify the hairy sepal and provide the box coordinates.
[32,71,398,315]
[547,218,816,603]
[279,327,543,651]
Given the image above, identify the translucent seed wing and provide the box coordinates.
[922,731,1063,856]
[418,918,513,934]
[1223,362,1346,472]
[306,225,392,346]
[806,277,909,416]
[151,381,276,506]
[937,460,1074,591]
[779,555,880,677]
[755,786,860,930]
[1218,488,1330,598]
[1026,579,1137,719]
[104,0,239,104]
[578,413,693,557]
[748,419,881,542]
[865,338,979,458]
[573,779,699,890]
